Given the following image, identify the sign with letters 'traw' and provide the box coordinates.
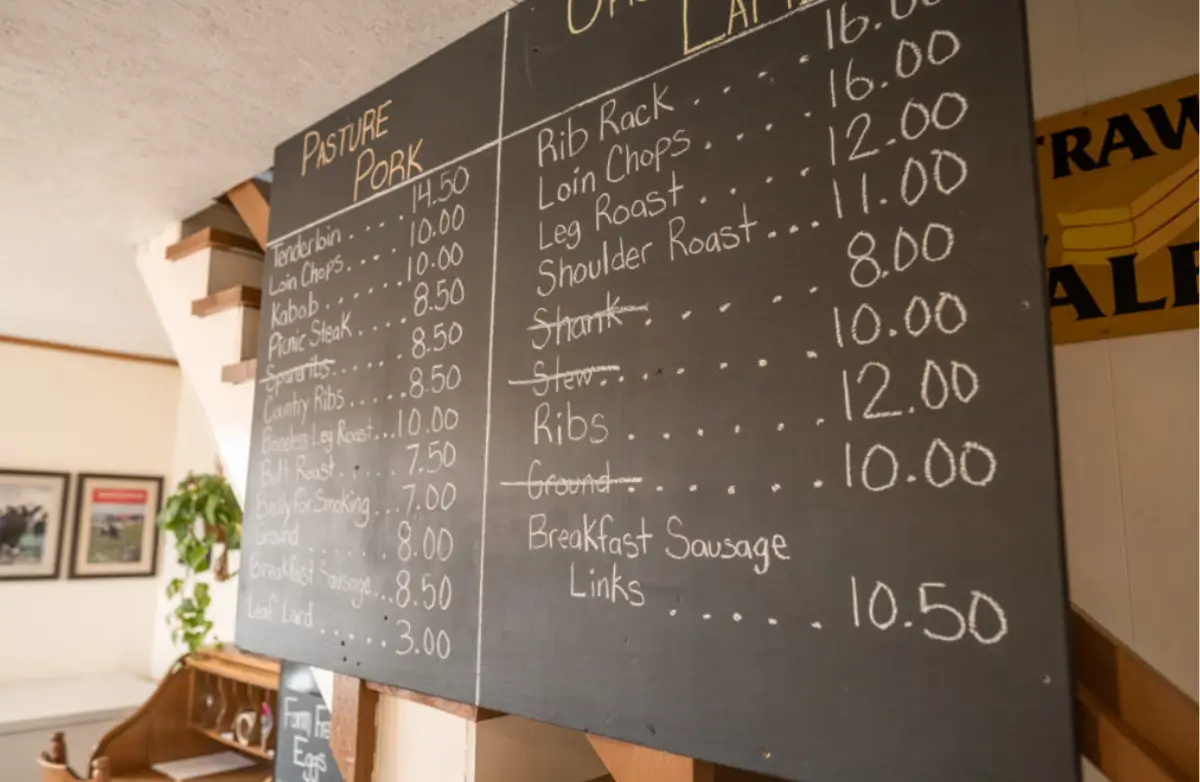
[237,1,1079,779]
[1037,75,1198,344]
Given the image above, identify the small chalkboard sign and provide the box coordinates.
[274,662,341,782]
[237,1,1080,779]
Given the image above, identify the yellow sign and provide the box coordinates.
[1037,76,1198,343]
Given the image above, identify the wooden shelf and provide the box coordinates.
[191,726,275,762]
[166,227,263,261]
[221,358,257,385]
[188,647,279,691]
[193,285,262,317]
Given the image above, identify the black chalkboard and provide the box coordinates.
[237,2,1079,780]
[274,662,341,782]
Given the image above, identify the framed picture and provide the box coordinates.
[70,474,163,578]
[0,470,70,580]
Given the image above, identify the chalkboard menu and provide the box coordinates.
[237,2,1079,780]
[275,662,341,782]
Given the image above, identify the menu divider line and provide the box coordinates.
[265,0,831,249]
[474,9,510,706]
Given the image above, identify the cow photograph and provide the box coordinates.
[0,470,69,580]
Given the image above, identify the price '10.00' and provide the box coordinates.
[845,439,997,491]
[833,292,967,346]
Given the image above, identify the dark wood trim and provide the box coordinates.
[226,179,271,250]
[68,474,164,580]
[192,286,262,318]
[1072,605,1198,779]
[1077,685,1190,782]
[0,334,177,367]
[364,682,505,722]
[165,227,262,261]
[221,358,257,385]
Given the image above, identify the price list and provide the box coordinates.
[239,3,1077,780]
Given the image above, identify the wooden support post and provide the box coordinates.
[226,179,271,250]
[587,735,715,782]
[330,674,379,782]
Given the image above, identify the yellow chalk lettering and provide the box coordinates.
[301,131,321,177]
[728,0,751,34]
[683,0,727,54]
[568,0,604,34]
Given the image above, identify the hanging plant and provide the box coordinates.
[157,471,242,652]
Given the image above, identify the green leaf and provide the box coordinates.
[204,494,219,525]
[186,544,209,572]
[158,495,182,527]
[195,583,211,610]
[157,472,243,638]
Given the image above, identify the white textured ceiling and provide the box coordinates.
[0,0,514,357]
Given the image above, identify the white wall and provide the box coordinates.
[1058,331,1199,694]
[1027,0,1199,698]
[135,226,258,504]
[1026,0,1199,779]
[1027,0,1198,118]
[150,379,230,679]
[0,343,181,683]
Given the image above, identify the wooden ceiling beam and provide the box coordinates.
[226,179,271,251]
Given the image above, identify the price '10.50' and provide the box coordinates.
[851,577,1008,644]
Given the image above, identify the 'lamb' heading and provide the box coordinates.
[566,0,812,54]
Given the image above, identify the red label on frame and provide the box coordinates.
[92,489,148,504]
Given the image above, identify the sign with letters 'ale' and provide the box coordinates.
[237,1,1079,779]
[1037,75,1198,344]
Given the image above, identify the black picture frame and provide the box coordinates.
[0,469,70,581]
[69,473,164,579]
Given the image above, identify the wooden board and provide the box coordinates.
[237,2,1078,780]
